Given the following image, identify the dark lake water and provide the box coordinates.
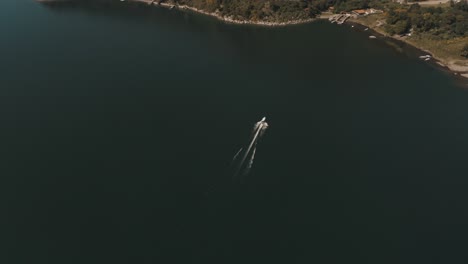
[2,1,468,263]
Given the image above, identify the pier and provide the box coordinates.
[329,14,351,24]
[328,8,382,25]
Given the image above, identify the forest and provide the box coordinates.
[385,1,468,37]
[171,0,468,34]
[172,0,321,22]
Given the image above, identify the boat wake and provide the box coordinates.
[231,117,268,180]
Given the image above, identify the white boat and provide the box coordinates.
[369,36,376,39]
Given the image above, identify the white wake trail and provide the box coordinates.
[232,148,243,162]
[244,144,257,176]
[231,117,268,180]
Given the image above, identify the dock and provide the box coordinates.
[329,14,351,25]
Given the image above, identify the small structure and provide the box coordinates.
[350,8,383,17]
[352,9,367,16]
[329,8,383,24]
[368,8,383,14]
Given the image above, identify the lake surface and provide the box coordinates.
[2,1,468,263]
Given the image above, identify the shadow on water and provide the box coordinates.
[39,0,223,30]
[39,0,468,88]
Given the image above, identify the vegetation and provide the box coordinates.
[172,0,321,22]
[170,0,468,33]
[332,0,393,12]
[384,1,468,37]
[173,0,399,19]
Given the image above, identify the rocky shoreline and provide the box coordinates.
[129,0,316,26]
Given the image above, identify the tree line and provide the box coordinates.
[385,0,468,37]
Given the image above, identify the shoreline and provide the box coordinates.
[128,0,316,26]
[346,17,468,82]
[130,1,468,81]
[36,0,467,82]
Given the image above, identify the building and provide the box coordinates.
[351,9,367,16]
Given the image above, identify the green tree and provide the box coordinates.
[393,19,411,35]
